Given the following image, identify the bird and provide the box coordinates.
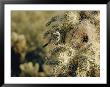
[43,31,61,48]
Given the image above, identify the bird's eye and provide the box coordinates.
[55,35,59,37]
[81,34,88,43]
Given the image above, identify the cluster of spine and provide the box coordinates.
[44,11,100,77]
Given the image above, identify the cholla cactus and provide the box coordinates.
[20,62,42,77]
[63,11,80,26]
[11,32,18,46]
[43,11,100,77]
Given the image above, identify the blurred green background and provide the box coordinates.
[11,11,63,49]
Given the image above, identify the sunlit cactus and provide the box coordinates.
[44,11,100,77]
